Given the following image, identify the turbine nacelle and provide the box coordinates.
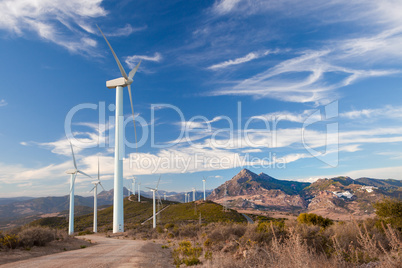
[65,169,76,174]
[106,77,133,89]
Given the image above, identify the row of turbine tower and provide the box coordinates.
[66,141,209,234]
[66,142,105,235]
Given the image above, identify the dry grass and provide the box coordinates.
[0,227,93,265]
[124,217,401,267]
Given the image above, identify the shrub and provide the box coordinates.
[373,198,402,230]
[0,234,19,249]
[173,240,203,267]
[78,230,94,236]
[297,213,333,228]
[19,227,55,247]
[164,223,175,229]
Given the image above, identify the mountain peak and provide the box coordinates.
[239,168,254,175]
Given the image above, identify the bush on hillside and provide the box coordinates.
[373,198,402,230]
[297,213,333,228]
[19,226,56,247]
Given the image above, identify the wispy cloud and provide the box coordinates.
[192,0,401,104]
[125,52,162,69]
[208,48,399,104]
[341,105,402,120]
[207,50,271,70]
[0,99,7,107]
[0,0,106,54]
[212,0,242,15]
[102,24,147,37]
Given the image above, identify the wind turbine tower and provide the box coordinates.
[132,177,136,195]
[138,182,141,202]
[65,142,91,235]
[202,178,206,201]
[90,158,105,233]
[192,188,196,202]
[146,176,161,229]
[97,26,141,233]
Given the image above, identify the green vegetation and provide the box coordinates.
[0,226,57,250]
[31,197,246,233]
[29,216,67,229]
[374,198,402,230]
[160,201,246,224]
[297,213,333,228]
[173,240,202,267]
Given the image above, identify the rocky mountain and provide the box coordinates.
[208,169,402,219]
[208,169,310,211]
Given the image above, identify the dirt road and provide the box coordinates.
[2,234,174,268]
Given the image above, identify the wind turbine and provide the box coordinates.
[97,25,141,233]
[65,142,91,235]
[90,158,105,233]
[192,188,196,202]
[164,193,166,201]
[138,182,141,202]
[132,177,136,196]
[202,177,206,201]
[184,192,188,203]
[146,176,161,229]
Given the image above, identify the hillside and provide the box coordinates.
[30,195,246,232]
[0,188,213,229]
[0,188,131,229]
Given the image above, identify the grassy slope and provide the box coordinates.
[29,195,246,232]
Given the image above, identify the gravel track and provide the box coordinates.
[2,234,174,268]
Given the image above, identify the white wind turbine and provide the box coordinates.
[202,177,206,201]
[146,176,161,229]
[131,177,136,196]
[97,25,141,233]
[184,192,188,203]
[65,142,92,235]
[192,187,196,202]
[138,182,141,202]
[89,157,105,233]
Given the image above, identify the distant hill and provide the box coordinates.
[355,177,402,188]
[0,197,34,206]
[0,188,132,229]
[0,188,211,229]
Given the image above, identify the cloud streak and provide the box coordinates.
[207,50,271,70]
[0,0,106,54]
[125,52,162,69]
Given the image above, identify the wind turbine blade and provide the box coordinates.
[127,84,138,152]
[69,141,77,170]
[78,170,92,178]
[145,187,154,190]
[156,175,161,190]
[97,157,100,181]
[128,60,141,79]
[70,173,77,194]
[96,25,128,79]
[99,182,105,191]
[89,185,96,192]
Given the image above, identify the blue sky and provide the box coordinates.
[1,0,402,197]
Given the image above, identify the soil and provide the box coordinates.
[0,234,174,268]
